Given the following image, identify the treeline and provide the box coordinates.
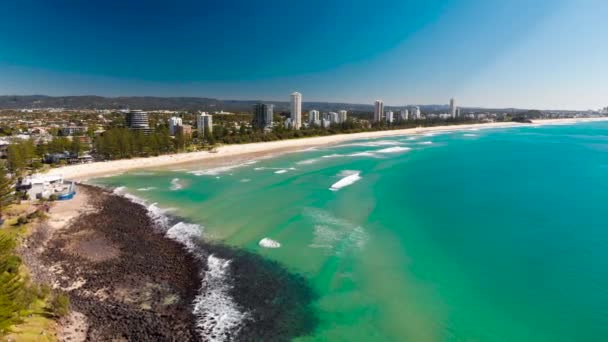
[93,128,191,160]
[208,117,482,145]
[5,137,86,175]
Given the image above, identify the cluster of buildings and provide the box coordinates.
[307,109,348,128]
[374,100,423,123]
[167,112,212,137]
[283,92,349,129]
[123,110,213,138]
[373,98,461,123]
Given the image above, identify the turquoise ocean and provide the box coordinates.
[97,121,608,341]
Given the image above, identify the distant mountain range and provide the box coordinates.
[0,95,530,113]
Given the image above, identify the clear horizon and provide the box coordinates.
[1,0,607,111]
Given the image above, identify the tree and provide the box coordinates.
[70,138,83,156]
[6,140,35,175]
[0,236,26,334]
[0,167,13,216]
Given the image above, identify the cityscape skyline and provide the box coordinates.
[1,0,607,110]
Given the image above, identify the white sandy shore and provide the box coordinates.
[47,117,608,180]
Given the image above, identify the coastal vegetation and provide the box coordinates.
[0,171,70,339]
[0,210,67,338]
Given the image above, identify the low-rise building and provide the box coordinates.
[17,174,76,200]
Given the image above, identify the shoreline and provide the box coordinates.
[19,183,319,341]
[46,117,608,180]
[21,185,203,340]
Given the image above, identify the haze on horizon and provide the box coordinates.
[0,0,606,111]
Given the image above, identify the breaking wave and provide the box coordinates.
[189,161,257,176]
[111,187,247,341]
[336,140,404,148]
[258,238,281,248]
[330,170,362,191]
[170,178,183,190]
[193,255,247,341]
[376,146,412,154]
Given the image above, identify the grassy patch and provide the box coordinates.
[2,298,57,342]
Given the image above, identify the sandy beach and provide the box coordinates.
[47,118,608,180]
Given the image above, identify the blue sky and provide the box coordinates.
[0,0,606,109]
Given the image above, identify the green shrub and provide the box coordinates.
[16,216,28,226]
[49,293,70,318]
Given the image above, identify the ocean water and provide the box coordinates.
[97,121,608,341]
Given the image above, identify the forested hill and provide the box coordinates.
[0,95,457,113]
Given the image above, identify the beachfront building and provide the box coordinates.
[168,116,183,136]
[399,109,409,121]
[290,92,302,130]
[308,110,320,125]
[374,100,384,122]
[126,110,151,133]
[17,174,76,200]
[252,103,274,130]
[197,112,213,136]
[338,110,348,123]
[385,111,394,124]
[450,98,457,118]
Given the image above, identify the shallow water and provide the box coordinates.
[97,122,608,341]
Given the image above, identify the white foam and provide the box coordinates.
[418,141,433,145]
[330,171,362,191]
[165,222,202,250]
[136,187,157,192]
[189,160,257,176]
[112,186,127,194]
[463,133,478,137]
[305,208,368,254]
[348,151,377,157]
[258,238,281,248]
[274,169,288,174]
[131,171,156,176]
[337,140,403,148]
[159,220,246,340]
[322,154,344,158]
[170,178,183,190]
[240,178,251,183]
[296,158,320,165]
[309,225,341,249]
[112,187,246,340]
[376,146,412,154]
[193,255,247,341]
